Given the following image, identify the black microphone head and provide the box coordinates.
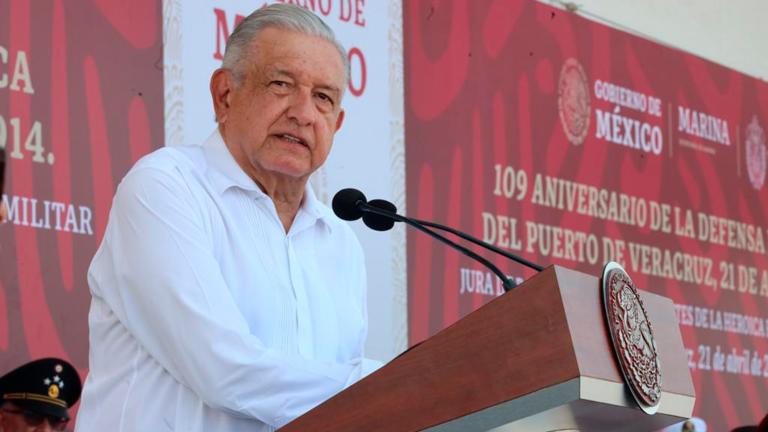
[332,188,367,221]
[362,199,397,231]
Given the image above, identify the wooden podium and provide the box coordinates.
[281,266,695,431]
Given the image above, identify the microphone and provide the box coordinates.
[362,199,396,231]
[332,188,366,221]
[332,188,396,231]
[332,188,519,292]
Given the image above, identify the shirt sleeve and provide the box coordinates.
[88,164,364,428]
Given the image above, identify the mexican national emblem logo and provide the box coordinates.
[601,262,662,414]
[745,115,766,190]
[558,58,591,145]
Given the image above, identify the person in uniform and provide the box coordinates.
[0,358,82,432]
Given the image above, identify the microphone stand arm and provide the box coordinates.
[412,218,544,272]
[360,204,517,292]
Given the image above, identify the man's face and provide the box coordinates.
[0,402,68,432]
[212,26,346,184]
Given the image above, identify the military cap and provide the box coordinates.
[0,358,82,419]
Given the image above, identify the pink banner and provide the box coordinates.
[0,0,164,385]
[405,2,768,429]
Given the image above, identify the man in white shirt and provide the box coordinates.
[76,4,375,431]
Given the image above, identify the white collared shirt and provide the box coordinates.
[75,131,372,432]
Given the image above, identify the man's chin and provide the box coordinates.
[266,162,314,181]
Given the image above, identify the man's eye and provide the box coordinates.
[316,93,334,106]
[271,81,290,88]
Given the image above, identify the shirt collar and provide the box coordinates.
[202,129,334,233]
[202,129,263,195]
[291,181,337,235]
[300,182,327,221]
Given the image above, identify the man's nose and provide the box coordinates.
[286,88,314,126]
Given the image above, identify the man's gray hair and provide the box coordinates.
[222,4,349,85]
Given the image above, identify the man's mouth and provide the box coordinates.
[277,133,307,147]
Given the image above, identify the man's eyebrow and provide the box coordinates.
[268,68,296,79]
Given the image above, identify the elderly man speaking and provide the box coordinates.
[76,4,376,431]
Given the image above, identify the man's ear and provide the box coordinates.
[335,109,345,132]
[210,68,234,123]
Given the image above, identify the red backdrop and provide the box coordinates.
[405,1,768,429]
[0,0,164,385]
